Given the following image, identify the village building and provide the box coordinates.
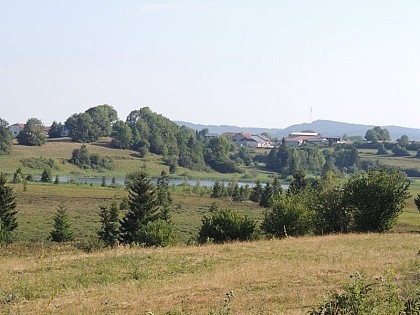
[8,123,25,137]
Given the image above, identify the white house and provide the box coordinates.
[8,123,25,137]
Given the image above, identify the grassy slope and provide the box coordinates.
[0,138,274,182]
[1,234,419,314]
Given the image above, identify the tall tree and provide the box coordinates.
[85,104,118,137]
[0,118,13,155]
[288,169,308,195]
[249,181,263,203]
[48,121,64,138]
[50,205,74,242]
[259,183,273,208]
[98,201,120,247]
[17,118,47,146]
[111,120,133,149]
[65,113,100,143]
[0,173,18,242]
[312,172,351,234]
[156,170,172,221]
[119,170,162,244]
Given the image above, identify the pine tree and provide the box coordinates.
[98,201,119,247]
[249,181,263,203]
[259,183,273,208]
[119,170,161,244]
[211,181,223,198]
[50,205,74,242]
[0,173,17,242]
[288,169,308,195]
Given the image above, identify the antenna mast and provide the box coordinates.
[310,106,313,123]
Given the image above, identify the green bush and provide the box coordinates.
[20,157,58,170]
[198,207,257,243]
[135,219,178,247]
[261,191,314,238]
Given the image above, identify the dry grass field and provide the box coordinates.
[0,233,418,314]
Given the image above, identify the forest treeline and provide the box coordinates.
[1,105,420,177]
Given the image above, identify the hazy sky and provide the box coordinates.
[1,0,420,128]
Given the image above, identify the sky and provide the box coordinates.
[1,0,420,129]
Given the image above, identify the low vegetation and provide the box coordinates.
[0,234,418,314]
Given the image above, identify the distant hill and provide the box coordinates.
[176,120,420,141]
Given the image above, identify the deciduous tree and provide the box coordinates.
[0,118,13,155]
[17,118,47,146]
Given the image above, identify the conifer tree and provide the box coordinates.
[50,205,74,242]
[156,170,172,221]
[259,183,273,208]
[119,170,161,243]
[98,201,119,247]
[0,173,17,242]
[249,181,263,203]
[211,181,223,198]
[288,169,308,195]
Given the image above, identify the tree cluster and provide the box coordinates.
[70,145,114,170]
[365,126,391,142]
[65,104,118,143]
[112,107,244,173]
[265,143,359,176]
[261,168,411,237]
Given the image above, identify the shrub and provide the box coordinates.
[344,169,411,232]
[198,207,257,243]
[76,235,104,253]
[70,145,114,170]
[20,157,58,170]
[135,219,178,247]
[310,266,420,315]
[261,192,314,238]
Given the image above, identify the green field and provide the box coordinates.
[358,148,420,171]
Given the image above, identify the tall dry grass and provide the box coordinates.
[1,233,418,314]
